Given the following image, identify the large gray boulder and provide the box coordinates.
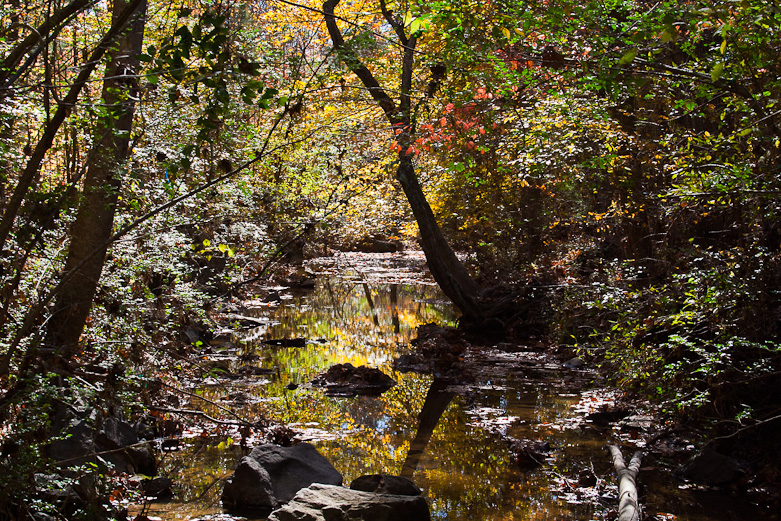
[221,443,343,510]
[268,483,431,521]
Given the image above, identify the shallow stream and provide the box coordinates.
[136,252,769,521]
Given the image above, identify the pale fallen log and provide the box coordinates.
[608,445,643,521]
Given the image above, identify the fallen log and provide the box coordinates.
[608,445,643,521]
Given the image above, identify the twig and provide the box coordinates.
[158,380,259,427]
[707,412,781,444]
[148,406,256,428]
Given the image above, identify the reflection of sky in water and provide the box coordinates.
[142,254,766,521]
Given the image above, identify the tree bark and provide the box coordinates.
[322,0,484,322]
[608,445,643,521]
[46,0,147,354]
[396,156,483,320]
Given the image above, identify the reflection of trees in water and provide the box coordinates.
[255,281,456,351]
[362,283,380,327]
[402,378,455,477]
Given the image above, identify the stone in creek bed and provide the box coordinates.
[142,476,173,499]
[262,338,307,347]
[267,483,430,521]
[676,447,746,486]
[221,443,343,511]
[311,363,396,396]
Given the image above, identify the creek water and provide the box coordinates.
[135,252,769,521]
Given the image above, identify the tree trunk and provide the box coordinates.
[323,0,484,322]
[0,0,146,250]
[396,156,483,320]
[47,0,147,354]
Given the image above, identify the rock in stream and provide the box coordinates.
[221,443,343,511]
[268,483,431,521]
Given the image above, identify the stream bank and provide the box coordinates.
[131,252,775,521]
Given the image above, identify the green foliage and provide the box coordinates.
[142,7,280,176]
[2,0,781,513]
[572,245,780,416]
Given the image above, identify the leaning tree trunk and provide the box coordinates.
[401,378,455,477]
[47,0,147,355]
[323,0,484,322]
[396,156,483,320]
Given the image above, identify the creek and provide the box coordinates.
[134,252,766,521]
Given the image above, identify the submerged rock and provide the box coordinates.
[221,443,343,511]
[350,474,421,496]
[676,447,745,486]
[142,476,173,499]
[311,363,396,396]
[263,337,307,347]
[507,439,552,468]
[585,408,631,426]
[353,236,402,253]
[267,483,431,521]
[401,323,469,375]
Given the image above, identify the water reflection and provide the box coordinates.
[142,254,767,521]
[401,379,456,478]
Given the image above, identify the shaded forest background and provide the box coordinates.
[1,0,780,518]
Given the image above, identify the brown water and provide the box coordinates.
[135,252,773,521]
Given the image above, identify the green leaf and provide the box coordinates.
[618,49,637,66]
[711,62,724,82]
[136,53,153,63]
[216,87,230,104]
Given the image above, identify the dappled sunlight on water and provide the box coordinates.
[135,253,769,521]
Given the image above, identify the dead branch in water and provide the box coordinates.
[608,445,643,521]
